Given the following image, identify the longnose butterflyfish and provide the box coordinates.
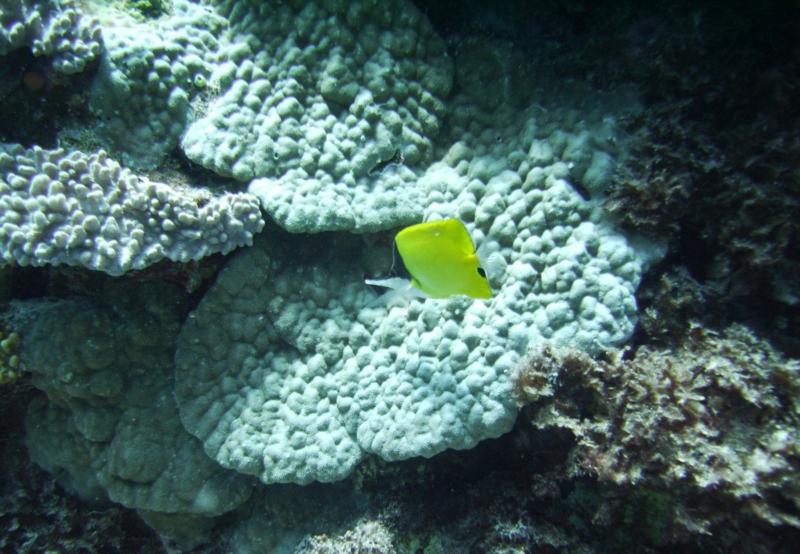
[366,218,493,299]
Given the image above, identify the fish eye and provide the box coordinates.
[477,267,486,278]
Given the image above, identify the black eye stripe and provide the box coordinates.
[477,267,486,278]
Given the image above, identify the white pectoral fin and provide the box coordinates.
[364,277,428,307]
[365,277,413,291]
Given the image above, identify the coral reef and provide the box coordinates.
[0,323,20,384]
[0,0,102,74]
[170,6,644,485]
[124,0,170,20]
[0,394,164,553]
[174,127,641,484]
[187,0,452,185]
[607,103,800,310]
[602,1,800,315]
[0,0,796,552]
[89,0,226,168]
[514,323,800,533]
[7,282,252,546]
[295,519,397,554]
[0,144,263,275]
[633,266,709,342]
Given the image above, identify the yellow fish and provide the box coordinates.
[367,218,493,299]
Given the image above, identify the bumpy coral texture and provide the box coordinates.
[191,0,452,231]
[0,0,101,74]
[515,325,800,531]
[186,0,451,176]
[0,323,21,384]
[16,284,252,519]
[247,28,633,235]
[89,0,225,169]
[295,519,397,554]
[176,234,374,485]
[175,100,641,484]
[0,144,263,275]
[81,0,452,231]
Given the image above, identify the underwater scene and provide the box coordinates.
[1,0,799,552]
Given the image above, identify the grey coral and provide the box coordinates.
[0,0,102,74]
[16,283,252,521]
[182,0,452,183]
[0,144,264,275]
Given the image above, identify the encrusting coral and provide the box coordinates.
[0,0,102,75]
[0,323,21,385]
[294,519,397,554]
[7,281,253,546]
[0,144,263,275]
[513,323,800,534]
